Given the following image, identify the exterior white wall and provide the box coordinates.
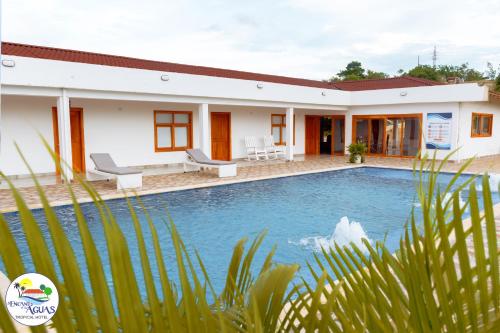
[0,97,346,178]
[2,95,499,178]
[351,84,489,105]
[347,102,461,160]
[458,102,500,159]
[208,105,292,159]
[1,56,349,108]
[206,106,347,159]
[0,96,57,176]
[0,54,497,177]
[0,97,203,176]
[73,99,200,169]
[1,55,489,109]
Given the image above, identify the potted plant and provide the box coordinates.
[348,141,367,164]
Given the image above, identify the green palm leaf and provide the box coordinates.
[0,146,499,332]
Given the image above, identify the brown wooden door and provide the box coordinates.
[211,112,231,161]
[70,109,85,172]
[305,116,320,155]
[52,107,86,174]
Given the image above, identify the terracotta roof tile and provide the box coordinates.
[1,42,441,91]
[1,42,335,90]
[489,91,500,102]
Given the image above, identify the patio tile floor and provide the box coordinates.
[1,154,500,213]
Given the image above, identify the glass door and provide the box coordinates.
[333,118,345,155]
[385,118,403,156]
[402,117,421,156]
[320,117,332,154]
[353,115,422,158]
[369,118,385,154]
[354,119,369,146]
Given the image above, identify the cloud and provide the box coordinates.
[2,0,499,80]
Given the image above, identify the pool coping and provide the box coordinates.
[0,164,364,213]
[0,163,486,214]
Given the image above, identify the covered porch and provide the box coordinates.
[0,88,347,184]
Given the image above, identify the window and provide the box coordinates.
[271,114,295,145]
[471,113,493,137]
[154,111,192,151]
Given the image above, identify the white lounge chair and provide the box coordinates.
[184,149,237,178]
[245,136,267,161]
[89,153,143,190]
[264,135,286,160]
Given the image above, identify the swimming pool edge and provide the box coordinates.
[0,163,487,214]
[0,164,365,213]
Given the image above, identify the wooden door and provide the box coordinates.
[305,116,320,155]
[52,107,86,174]
[70,109,85,172]
[210,112,231,161]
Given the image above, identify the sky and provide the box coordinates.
[2,0,500,80]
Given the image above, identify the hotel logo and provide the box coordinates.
[4,273,59,327]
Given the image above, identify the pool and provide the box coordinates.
[0,167,488,298]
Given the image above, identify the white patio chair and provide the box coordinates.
[263,135,286,160]
[245,136,268,161]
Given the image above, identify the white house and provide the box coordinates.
[1,42,499,181]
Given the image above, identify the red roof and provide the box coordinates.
[1,42,334,90]
[331,76,442,91]
[23,289,44,294]
[1,42,441,91]
[489,91,500,102]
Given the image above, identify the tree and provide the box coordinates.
[401,63,487,83]
[438,63,484,81]
[485,62,497,80]
[336,61,365,81]
[366,70,389,79]
[40,284,52,297]
[496,74,500,91]
[407,65,441,81]
[329,61,388,81]
[14,282,21,297]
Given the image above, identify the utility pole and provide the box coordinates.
[417,55,420,66]
[432,45,437,68]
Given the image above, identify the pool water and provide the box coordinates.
[0,167,489,298]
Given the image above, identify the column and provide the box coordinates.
[285,107,294,161]
[56,89,73,181]
[198,103,210,156]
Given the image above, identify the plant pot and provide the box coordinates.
[354,155,362,164]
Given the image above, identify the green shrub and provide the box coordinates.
[347,141,367,163]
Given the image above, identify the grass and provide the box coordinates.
[0,148,499,332]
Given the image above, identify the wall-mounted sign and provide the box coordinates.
[426,113,452,150]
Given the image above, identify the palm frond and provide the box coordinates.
[1,146,499,332]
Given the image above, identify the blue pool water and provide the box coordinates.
[0,167,491,299]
